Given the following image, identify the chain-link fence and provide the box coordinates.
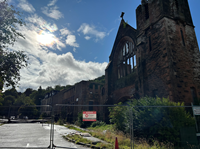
[0,104,200,149]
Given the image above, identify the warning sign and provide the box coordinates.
[83,111,96,121]
[193,106,200,115]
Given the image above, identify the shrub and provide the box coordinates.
[57,118,64,125]
[90,121,106,127]
[109,97,195,144]
[109,102,128,131]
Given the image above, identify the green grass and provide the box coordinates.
[65,124,174,149]
[66,134,93,144]
[65,134,113,148]
[88,124,114,131]
[65,124,87,133]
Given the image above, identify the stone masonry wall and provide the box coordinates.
[165,17,200,104]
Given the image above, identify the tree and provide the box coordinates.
[3,87,18,98]
[24,88,33,96]
[108,102,128,131]
[0,0,28,90]
[3,95,15,106]
[14,94,39,118]
[0,0,25,48]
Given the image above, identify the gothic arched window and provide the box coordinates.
[117,41,136,79]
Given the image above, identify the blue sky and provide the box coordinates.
[4,0,200,92]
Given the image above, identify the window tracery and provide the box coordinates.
[117,41,136,79]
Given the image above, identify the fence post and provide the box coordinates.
[130,106,134,149]
[192,103,199,132]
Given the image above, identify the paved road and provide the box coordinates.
[0,123,91,149]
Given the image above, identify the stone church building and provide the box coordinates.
[105,0,200,106]
[41,0,200,122]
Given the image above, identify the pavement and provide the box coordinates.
[0,118,49,123]
[0,120,109,148]
[43,124,109,145]
[0,123,91,148]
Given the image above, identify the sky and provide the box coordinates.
[3,0,200,92]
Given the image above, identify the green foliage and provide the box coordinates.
[3,95,15,106]
[0,92,3,106]
[0,0,25,48]
[24,88,33,96]
[92,75,105,84]
[3,88,18,98]
[14,94,39,118]
[66,134,93,144]
[65,85,74,90]
[0,1,28,89]
[90,121,106,127]
[109,102,128,131]
[0,50,28,88]
[123,20,128,28]
[54,85,66,91]
[40,112,47,119]
[109,97,195,144]
[114,72,136,90]
[0,44,28,91]
[29,88,45,105]
[57,118,64,125]
[65,125,86,133]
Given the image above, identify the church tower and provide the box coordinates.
[136,0,200,104]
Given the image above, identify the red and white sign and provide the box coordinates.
[83,111,96,121]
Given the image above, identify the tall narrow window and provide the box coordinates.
[149,36,152,51]
[126,42,129,54]
[123,46,125,56]
[118,68,120,79]
[89,101,93,111]
[118,41,135,79]
[153,89,158,98]
[134,55,136,68]
[175,0,179,10]
[191,87,197,103]
[180,29,185,46]
[144,3,149,20]
[130,57,133,72]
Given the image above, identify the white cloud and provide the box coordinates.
[48,0,57,6]
[0,0,12,3]
[85,36,91,40]
[60,28,79,49]
[65,35,79,48]
[24,14,64,51]
[25,14,58,32]
[6,21,107,92]
[56,40,66,50]
[18,0,35,13]
[60,28,71,36]
[42,6,63,20]
[78,23,106,40]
